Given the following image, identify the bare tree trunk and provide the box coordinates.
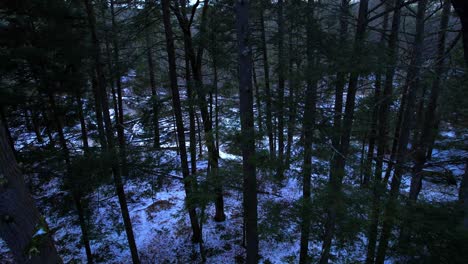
[320,1,369,263]
[260,4,275,159]
[0,121,62,264]
[235,1,258,262]
[161,0,202,244]
[174,0,225,221]
[91,73,107,149]
[331,0,350,151]
[461,160,468,229]
[362,3,389,186]
[76,92,90,154]
[144,0,160,149]
[451,0,468,66]
[82,1,140,262]
[30,109,44,144]
[0,107,15,154]
[375,1,428,262]
[110,0,129,178]
[299,3,317,263]
[366,1,401,262]
[409,0,450,202]
[48,92,93,263]
[252,58,263,136]
[276,0,286,180]
[184,42,198,175]
[285,17,297,168]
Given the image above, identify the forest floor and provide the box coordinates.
[1,81,466,263]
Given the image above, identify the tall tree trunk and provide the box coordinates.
[91,73,107,149]
[110,0,129,178]
[285,18,297,168]
[76,92,90,154]
[144,0,160,149]
[174,0,225,221]
[451,0,468,231]
[252,58,263,136]
[82,1,140,262]
[184,42,198,175]
[47,92,93,263]
[30,109,44,144]
[461,160,468,229]
[375,1,428,262]
[41,108,56,147]
[161,0,202,244]
[276,0,286,179]
[299,3,317,263]
[362,2,389,187]
[331,0,350,151]
[366,1,401,262]
[451,0,468,66]
[260,3,274,159]
[320,1,369,263]
[0,121,62,264]
[409,0,450,201]
[235,1,258,262]
[0,107,15,154]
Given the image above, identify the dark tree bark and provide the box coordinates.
[451,0,468,231]
[0,120,62,264]
[366,1,401,262]
[260,3,275,159]
[161,0,202,244]
[91,73,107,149]
[299,3,318,263]
[252,58,263,136]
[76,92,90,154]
[0,107,15,154]
[184,42,198,175]
[461,160,468,229]
[276,0,286,179]
[110,0,129,178]
[362,1,389,187]
[30,109,44,144]
[409,0,450,202]
[173,0,225,221]
[285,12,297,168]
[375,1,428,263]
[82,1,140,262]
[235,1,258,262]
[144,0,160,149]
[319,1,369,263]
[48,92,93,263]
[331,0,350,151]
[451,0,468,66]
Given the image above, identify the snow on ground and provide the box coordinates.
[2,77,466,263]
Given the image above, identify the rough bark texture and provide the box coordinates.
[0,121,62,264]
